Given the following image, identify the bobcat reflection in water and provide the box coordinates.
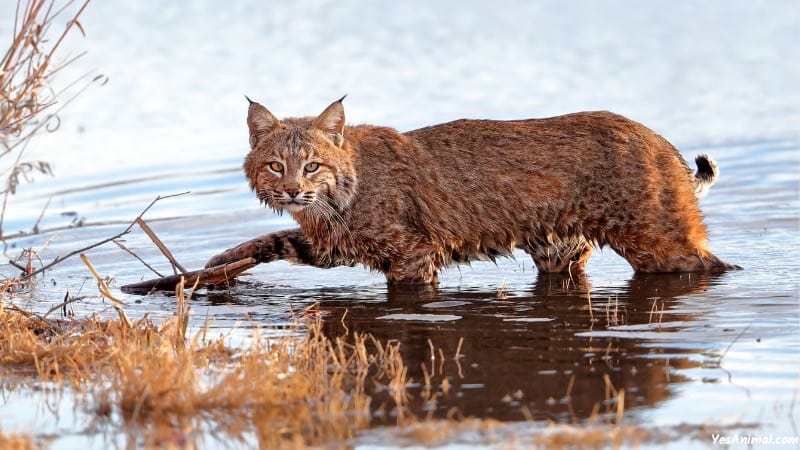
[205,272,720,423]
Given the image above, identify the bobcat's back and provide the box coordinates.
[395,112,704,260]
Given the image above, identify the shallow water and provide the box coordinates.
[1,1,799,448]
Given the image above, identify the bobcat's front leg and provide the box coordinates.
[205,228,334,269]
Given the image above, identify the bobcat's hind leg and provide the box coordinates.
[382,239,443,285]
[620,249,740,272]
[610,233,739,273]
[205,228,337,269]
[660,253,740,271]
[384,254,441,285]
[526,238,593,275]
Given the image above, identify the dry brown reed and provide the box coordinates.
[0,429,36,450]
[0,285,412,448]
[0,0,99,238]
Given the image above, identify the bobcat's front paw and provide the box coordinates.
[205,249,243,269]
[205,239,266,269]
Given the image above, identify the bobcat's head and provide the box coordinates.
[244,97,357,215]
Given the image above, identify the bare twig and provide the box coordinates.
[718,324,752,364]
[32,196,52,234]
[18,192,189,281]
[43,291,91,319]
[8,259,26,272]
[113,240,163,278]
[136,217,187,274]
[19,230,132,281]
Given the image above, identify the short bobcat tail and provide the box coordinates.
[693,153,718,198]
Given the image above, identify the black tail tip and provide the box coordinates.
[694,153,717,182]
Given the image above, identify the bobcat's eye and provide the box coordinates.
[304,162,320,173]
[268,162,284,173]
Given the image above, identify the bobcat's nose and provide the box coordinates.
[285,188,300,199]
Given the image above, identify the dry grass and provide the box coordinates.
[0,0,98,238]
[0,429,37,450]
[0,278,413,448]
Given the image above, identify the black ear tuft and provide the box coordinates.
[313,98,346,147]
[337,94,347,103]
[244,95,255,105]
[247,100,280,149]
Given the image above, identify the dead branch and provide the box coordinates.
[121,258,257,294]
[135,217,187,274]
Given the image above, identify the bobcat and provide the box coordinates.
[206,97,738,284]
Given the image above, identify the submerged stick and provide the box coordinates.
[121,258,257,294]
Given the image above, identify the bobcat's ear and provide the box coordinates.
[246,96,280,149]
[312,95,346,147]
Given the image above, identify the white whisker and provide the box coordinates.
[311,198,352,239]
